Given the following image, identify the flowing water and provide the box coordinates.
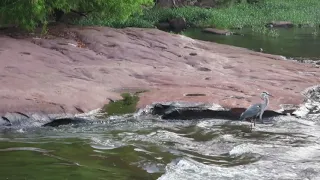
[1,114,320,180]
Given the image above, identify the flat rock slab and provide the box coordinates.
[203,28,232,35]
[266,21,294,28]
[0,25,319,115]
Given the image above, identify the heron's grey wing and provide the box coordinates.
[240,103,262,120]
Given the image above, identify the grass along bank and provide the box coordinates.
[75,0,320,36]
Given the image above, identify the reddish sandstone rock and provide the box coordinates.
[0,26,319,115]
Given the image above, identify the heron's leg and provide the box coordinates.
[250,118,254,130]
[259,116,264,124]
[259,111,264,124]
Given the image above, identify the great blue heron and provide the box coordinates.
[239,91,273,129]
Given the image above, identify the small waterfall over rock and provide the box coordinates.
[293,85,320,120]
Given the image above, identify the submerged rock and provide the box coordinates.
[203,28,232,35]
[266,21,294,28]
[43,117,90,127]
[278,104,301,115]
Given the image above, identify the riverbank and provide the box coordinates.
[0,24,319,116]
[75,0,320,35]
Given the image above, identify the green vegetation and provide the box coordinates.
[207,0,320,29]
[0,0,153,31]
[101,93,140,117]
[75,0,320,35]
[1,0,319,34]
[75,5,213,28]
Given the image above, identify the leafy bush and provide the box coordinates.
[0,0,153,31]
[75,14,155,28]
[76,0,320,33]
[76,6,214,28]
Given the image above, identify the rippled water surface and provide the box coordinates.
[1,115,320,180]
[184,27,320,60]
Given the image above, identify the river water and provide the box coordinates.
[184,27,320,61]
[1,113,320,180]
[1,28,320,180]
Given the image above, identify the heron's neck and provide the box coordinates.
[263,96,269,107]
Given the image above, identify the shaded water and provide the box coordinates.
[183,27,320,60]
[1,115,320,180]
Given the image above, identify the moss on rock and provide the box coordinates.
[101,93,140,117]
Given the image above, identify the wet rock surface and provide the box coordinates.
[146,102,285,120]
[293,85,320,120]
[2,86,318,128]
[0,112,91,128]
[0,25,319,116]
[203,28,232,35]
[266,21,294,28]
[168,17,187,32]
[156,17,187,32]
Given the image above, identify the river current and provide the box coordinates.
[1,111,320,180]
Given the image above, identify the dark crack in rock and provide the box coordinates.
[0,116,11,126]
[0,112,91,128]
[43,117,90,127]
[148,102,285,120]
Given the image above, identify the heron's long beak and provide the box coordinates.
[269,94,274,97]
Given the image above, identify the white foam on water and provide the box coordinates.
[140,162,164,174]
[293,85,320,121]
[293,105,311,118]
[16,128,25,133]
[220,134,236,142]
[158,157,320,180]
[157,114,320,180]
[90,136,125,150]
[196,119,231,128]
[133,147,154,155]
[126,129,194,143]
[93,149,104,153]
[228,143,264,156]
[0,147,51,153]
[158,158,258,180]
[281,145,320,162]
